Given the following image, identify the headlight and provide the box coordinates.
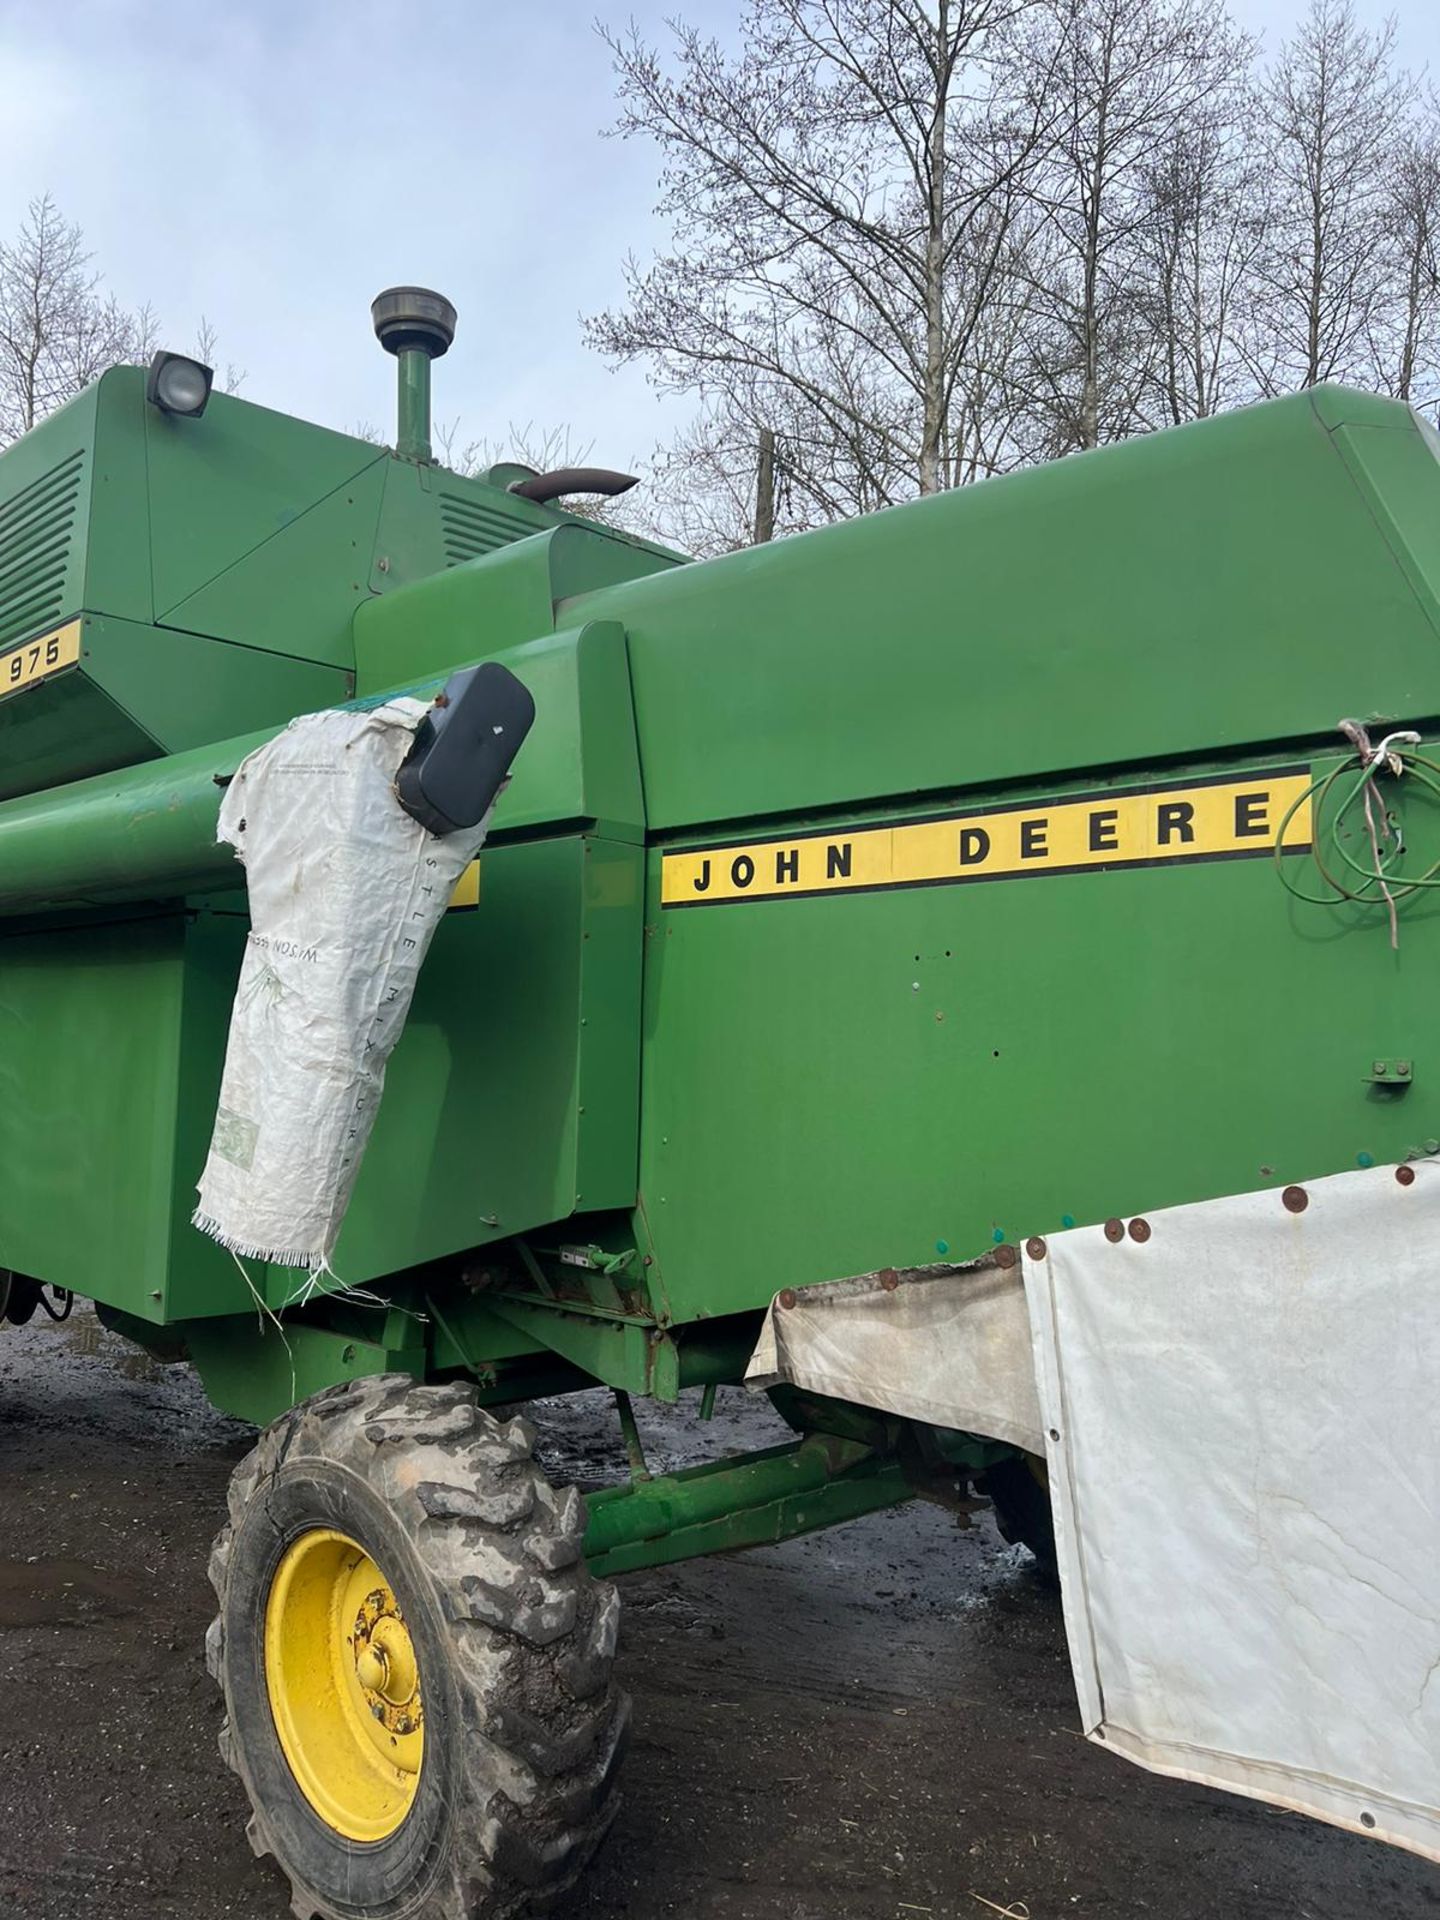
[146,351,214,417]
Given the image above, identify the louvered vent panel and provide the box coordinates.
[0,448,84,650]
[439,490,542,566]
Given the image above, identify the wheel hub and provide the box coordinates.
[353,1592,421,1730]
[264,1528,425,1842]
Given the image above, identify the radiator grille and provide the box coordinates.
[0,448,83,650]
[439,490,542,566]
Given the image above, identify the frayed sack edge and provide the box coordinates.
[192,1210,330,1276]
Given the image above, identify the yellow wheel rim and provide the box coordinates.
[264,1528,424,1842]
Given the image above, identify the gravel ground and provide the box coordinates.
[0,1307,1436,1920]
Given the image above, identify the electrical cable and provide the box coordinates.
[1273,724,1440,947]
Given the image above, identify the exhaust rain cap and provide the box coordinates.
[370,287,457,360]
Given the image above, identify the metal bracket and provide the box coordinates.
[1365,1058,1414,1086]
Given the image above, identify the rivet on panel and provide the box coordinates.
[1395,1164,1416,1187]
[993,1243,1017,1270]
[1282,1185,1309,1213]
[1103,1218,1125,1243]
[778,1288,798,1310]
[1026,1236,1047,1260]
[879,1268,900,1292]
[1128,1218,1151,1243]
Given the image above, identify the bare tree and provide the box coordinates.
[589,0,1054,511]
[627,405,770,555]
[1382,104,1440,410]
[0,197,244,444]
[596,0,1440,547]
[0,196,145,442]
[194,315,246,396]
[625,384,909,555]
[1132,89,1264,425]
[1248,0,1414,395]
[1010,0,1254,454]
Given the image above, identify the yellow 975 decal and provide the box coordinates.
[0,619,81,700]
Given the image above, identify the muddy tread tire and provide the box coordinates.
[207,1375,627,1920]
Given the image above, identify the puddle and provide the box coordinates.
[61,1310,167,1384]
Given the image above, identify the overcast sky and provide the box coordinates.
[0,0,1434,474]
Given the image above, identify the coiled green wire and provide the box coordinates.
[1272,747,1440,908]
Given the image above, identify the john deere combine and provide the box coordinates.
[2,288,1438,1915]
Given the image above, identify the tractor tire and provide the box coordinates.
[982,1453,1059,1587]
[206,1374,628,1920]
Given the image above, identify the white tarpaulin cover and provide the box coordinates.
[745,1260,1044,1455]
[193,697,492,1277]
[1025,1163,1440,1861]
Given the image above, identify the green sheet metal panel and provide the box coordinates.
[361,454,452,599]
[84,370,154,622]
[0,916,179,1302]
[145,385,383,621]
[354,525,680,695]
[1322,418,1440,618]
[284,831,643,1306]
[185,1315,426,1425]
[78,615,351,753]
[0,912,245,1320]
[0,664,155,801]
[0,821,644,1325]
[165,909,260,1320]
[355,533,570,689]
[0,386,102,650]
[576,387,1440,836]
[0,617,352,799]
[574,836,647,1208]
[635,749,1440,1324]
[360,614,646,841]
[158,459,388,670]
[491,622,645,839]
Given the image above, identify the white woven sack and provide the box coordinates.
[193,697,490,1275]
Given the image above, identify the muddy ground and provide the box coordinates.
[0,1311,1435,1920]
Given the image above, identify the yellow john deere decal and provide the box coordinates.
[0,619,81,700]
[661,771,1313,908]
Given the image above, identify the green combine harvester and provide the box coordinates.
[1,287,1437,1916]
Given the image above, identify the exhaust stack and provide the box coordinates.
[371,286,457,464]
